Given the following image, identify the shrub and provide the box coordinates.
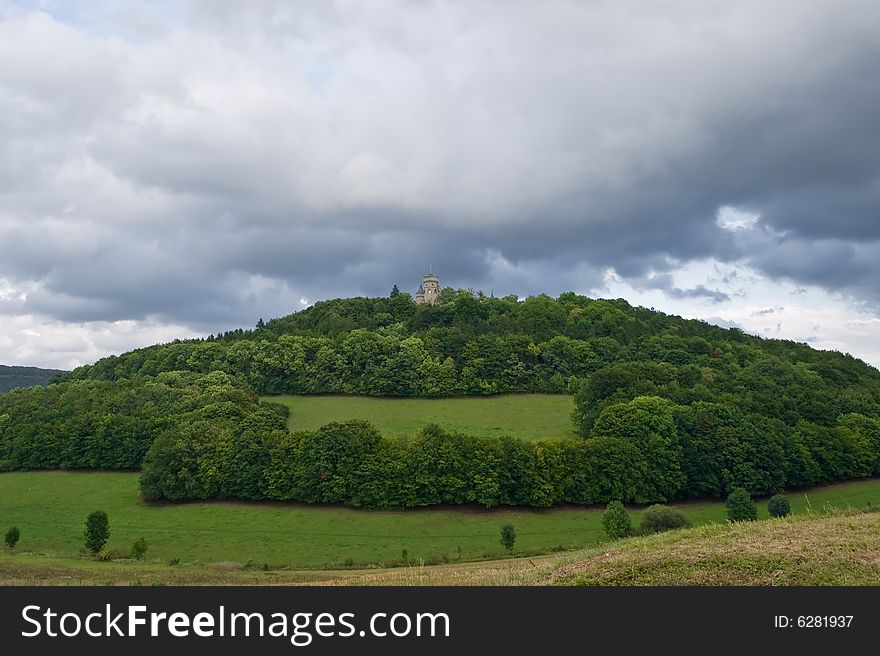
[601,501,632,539]
[131,537,149,560]
[500,524,516,551]
[97,548,122,561]
[767,494,791,518]
[639,504,691,535]
[726,487,757,522]
[4,526,20,548]
[84,510,110,554]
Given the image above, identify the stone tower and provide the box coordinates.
[415,269,440,305]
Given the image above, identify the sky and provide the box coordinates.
[1,0,879,370]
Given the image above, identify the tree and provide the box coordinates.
[767,494,791,518]
[4,526,20,548]
[131,537,149,560]
[500,524,516,551]
[84,511,110,554]
[390,285,400,298]
[725,488,757,522]
[639,505,690,535]
[601,501,632,539]
[591,396,686,502]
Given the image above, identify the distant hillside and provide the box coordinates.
[0,365,65,392]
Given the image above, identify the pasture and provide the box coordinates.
[2,472,879,576]
[266,393,579,440]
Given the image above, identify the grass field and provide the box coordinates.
[318,509,880,586]
[2,472,880,585]
[267,394,579,440]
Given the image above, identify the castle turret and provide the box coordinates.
[416,270,440,305]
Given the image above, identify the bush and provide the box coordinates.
[726,487,757,522]
[639,504,691,535]
[4,526,20,548]
[97,547,122,562]
[601,501,632,539]
[131,537,149,560]
[500,524,516,551]
[767,494,791,518]
[84,510,110,554]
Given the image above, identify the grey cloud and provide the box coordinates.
[752,307,783,316]
[702,317,746,331]
[1,0,880,335]
[666,285,730,304]
[630,273,729,304]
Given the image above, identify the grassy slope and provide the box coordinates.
[318,510,880,586]
[1,472,879,584]
[0,471,616,566]
[3,510,877,586]
[268,394,578,440]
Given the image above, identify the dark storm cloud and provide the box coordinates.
[2,0,880,334]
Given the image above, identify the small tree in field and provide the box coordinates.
[500,524,516,551]
[4,526,20,548]
[767,494,791,518]
[726,488,757,522]
[601,501,632,539]
[84,511,110,554]
[131,537,149,560]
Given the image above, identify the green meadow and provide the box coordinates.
[267,393,579,440]
[2,471,879,573]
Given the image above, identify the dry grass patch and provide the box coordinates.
[545,511,880,586]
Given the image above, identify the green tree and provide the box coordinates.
[592,396,685,502]
[639,504,690,535]
[725,488,757,522]
[4,526,20,548]
[500,523,516,551]
[767,494,791,518]
[131,537,149,560]
[84,511,110,554]
[601,501,632,539]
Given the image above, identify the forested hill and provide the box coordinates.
[59,290,880,428]
[5,291,880,507]
[0,365,65,392]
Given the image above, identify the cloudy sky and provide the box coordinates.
[1,0,879,370]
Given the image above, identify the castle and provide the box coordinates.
[415,269,440,305]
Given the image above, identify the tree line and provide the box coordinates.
[140,395,880,507]
[3,371,879,508]
[0,371,285,472]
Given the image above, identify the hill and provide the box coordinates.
[0,365,65,392]
[59,292,880,424]
[3,291,880,508]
